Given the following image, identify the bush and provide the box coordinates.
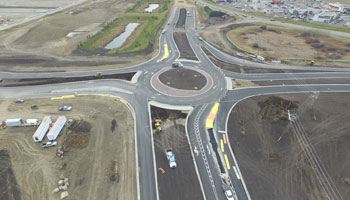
[253,43,259,48]
[301,32,311,37]
[306,38,320,44]
[260,25,267,30]
[311,43,324,49]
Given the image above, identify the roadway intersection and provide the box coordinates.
[0,5,350,200]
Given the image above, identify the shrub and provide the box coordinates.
[301,32,311,37]
[260,25,267,30]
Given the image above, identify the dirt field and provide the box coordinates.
[0,0,163,72]
[0,96,136,200]
[158,68,206,90]
[227,93,350,200]
[227,25,350,60]
[151,107,204,200]
[173,32,198,60]
[201,23,350,68]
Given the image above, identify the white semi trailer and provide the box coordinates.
[47,116,66,141]
[33,116,52,143]
[5,118,23,126]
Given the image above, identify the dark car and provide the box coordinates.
[172,62,183,68]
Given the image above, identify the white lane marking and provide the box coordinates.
[194,146,199,156]
[233,166,241,180]
[206,144,211,155]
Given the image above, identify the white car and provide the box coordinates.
[59,105,72,111]
[225,190,234,200]
[42,141,57,148]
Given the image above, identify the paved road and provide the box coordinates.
[1,5,350,200]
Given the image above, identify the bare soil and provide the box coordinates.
[0,0,161,72]
[227,25,350,60]
[173,32,198,60]
[227,93,350,200]
[0,72,135,87]
[201,23,350,68]
[0,96,136,200]
[158,68,206,90]
[176,8,186,29]
[151,107,204,200]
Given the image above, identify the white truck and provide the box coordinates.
[166,149,177,168]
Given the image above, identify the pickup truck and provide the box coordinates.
[166,149,177,168]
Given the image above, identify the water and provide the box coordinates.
[144,4,159,13]
[104,23,139,49]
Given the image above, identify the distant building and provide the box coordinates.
[312,12,339,23]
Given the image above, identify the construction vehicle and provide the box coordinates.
[0,121,7,130]
[96,72,103,78]
[166,149,177,168]
[154,119,162,133]
[56,145,64,159]
[307,60,320,66]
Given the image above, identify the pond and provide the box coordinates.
[144,4,159,13]
[104,23,139,49]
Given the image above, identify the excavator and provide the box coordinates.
[307,60,320,66]
[154,119,162,134]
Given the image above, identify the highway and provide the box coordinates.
[1,4,350,200]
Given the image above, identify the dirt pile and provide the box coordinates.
[258,96,298,122]
[64,120,92,149]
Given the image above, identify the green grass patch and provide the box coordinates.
[109,13,168,53]
[79,0,171,53]
[203,6,213,18]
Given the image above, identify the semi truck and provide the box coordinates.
[5,118,40,126]
[166,149,177,168]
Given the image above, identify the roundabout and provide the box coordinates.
[150,66,214,97]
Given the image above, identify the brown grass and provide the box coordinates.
[227,26,350,60]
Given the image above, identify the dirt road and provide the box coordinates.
[0,96,136,200]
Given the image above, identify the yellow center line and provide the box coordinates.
[224,154,231,170]
[221,139,224,152]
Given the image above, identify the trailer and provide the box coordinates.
[25,119,40,126]
[33,116,52,143]
[5,118,23,126]
[47,116,66,141]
